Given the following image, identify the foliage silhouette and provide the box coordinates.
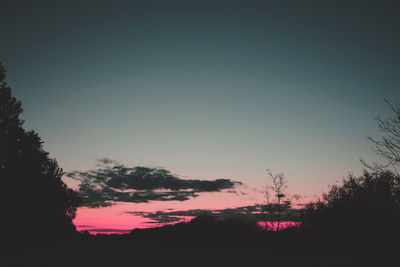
[300,170,400,243]
[127,214,291,248]
[0,62,81,243]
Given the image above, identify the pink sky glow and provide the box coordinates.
[73,190,305,234]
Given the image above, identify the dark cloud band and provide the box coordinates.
[66,158,242,207]
[127,204,301,224]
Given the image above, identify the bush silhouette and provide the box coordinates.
[301,170,400,241]
[0,63,81,243]
[128,214,264,246]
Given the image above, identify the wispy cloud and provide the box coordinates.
[66,158,242,208]
[126,205,269,224]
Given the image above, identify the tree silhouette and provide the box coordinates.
[264,169,291,231]
[0,63,81,242]
[361,100,400,175]
[301,170,400,238]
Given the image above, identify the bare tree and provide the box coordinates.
[361,100,400,175]
[264,169,290,231]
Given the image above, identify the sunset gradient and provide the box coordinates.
[1,1,400,233]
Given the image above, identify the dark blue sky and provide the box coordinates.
[1,0,400,198]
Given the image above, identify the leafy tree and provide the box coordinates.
[301,171,400,236]
[263,169,291,231]
[0,63,80,241]
[361,100,400,174]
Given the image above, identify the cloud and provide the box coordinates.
[66,158,242,208]
[127,204,302,224]
[291,194,305,201]
[126,205,268,224]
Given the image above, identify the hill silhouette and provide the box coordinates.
[8,213,395,267]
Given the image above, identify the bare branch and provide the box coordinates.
[362,100,400,175]
[265,169,290,231]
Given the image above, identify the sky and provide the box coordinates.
[1,0,400,233]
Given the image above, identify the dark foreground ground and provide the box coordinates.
[4,231,396,267]
[4,216,398,267]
